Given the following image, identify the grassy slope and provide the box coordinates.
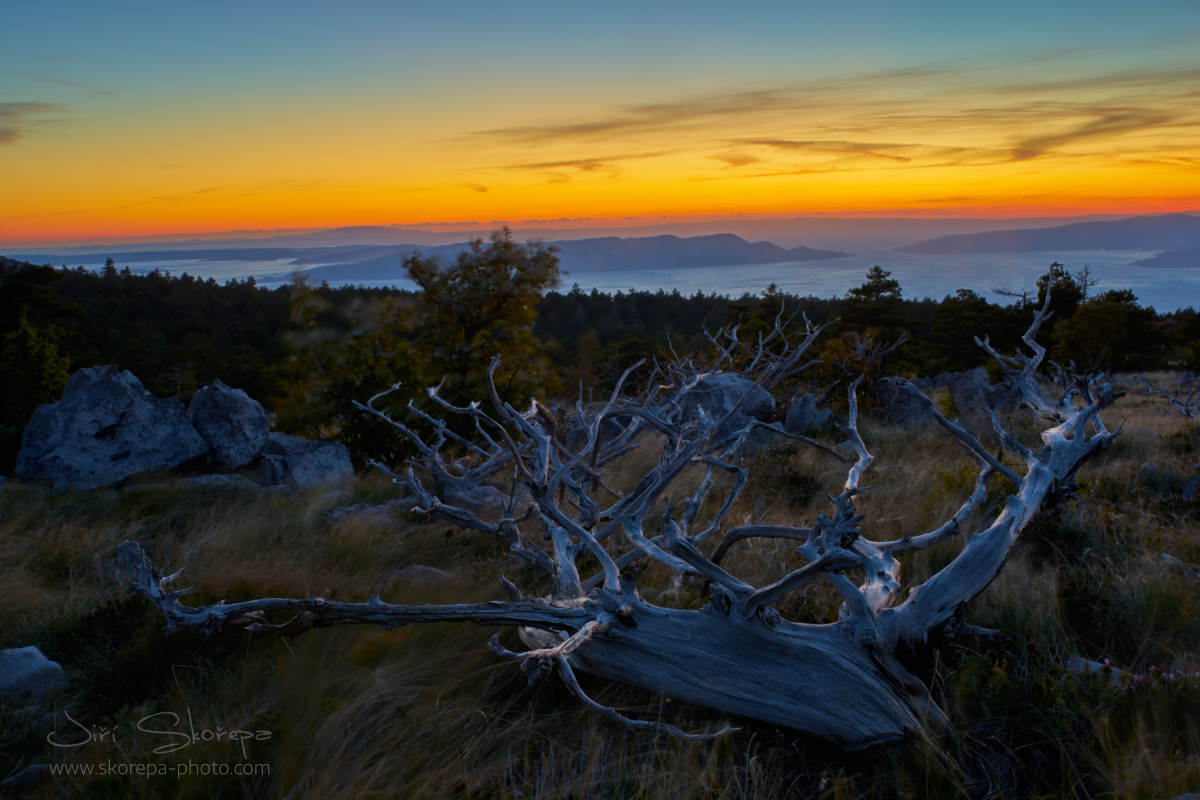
[2,378,1200,799]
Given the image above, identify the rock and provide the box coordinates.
[0,647,68,704]
[443,484,515,518]
[186,379,270,469]
[871,377,937,429]
[679,373,774,439]
[176,474,265,491]
[0,764,51,798]
[1066,656,1125,687]
[392,565,459,588]
[324,500,406,526]
[0,476,6,491]
[15,366,210,490]
[1160,552,1193,575]
[1181,474,1200,501]
[784,393,832,435]
[256,433,354,490]
[1137,464,1181,494]
[322,490,353,507]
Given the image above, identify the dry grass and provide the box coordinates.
[2,380,1200,798]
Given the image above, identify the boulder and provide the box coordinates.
[15,366,209,489]
[256,433,353,490]
[784,393,832,435]
[872,377,937,429]
[679,373,774,439]
[945,368,1019,426]
[186,379,270,469]
[0,647,68,704]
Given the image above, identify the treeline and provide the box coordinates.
[2,249,1198,472]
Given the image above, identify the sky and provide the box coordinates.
[4,1,1200,246]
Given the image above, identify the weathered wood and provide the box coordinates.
[109,287,1122,748]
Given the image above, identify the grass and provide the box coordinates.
[2,380,1200,798]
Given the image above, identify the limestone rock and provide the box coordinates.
[0,647,68,704]
[872,377,937,429]
[256,433,353,490]
[679,373,774,439]
[15,366,209,489]
[186,379,270,469]
[784,393,832,435]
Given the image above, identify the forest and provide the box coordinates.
[2,246,1197,473]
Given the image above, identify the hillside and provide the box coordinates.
[286,233,850,284]
[897,213,1200,254]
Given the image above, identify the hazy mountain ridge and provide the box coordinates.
[279,233,850,284]
[8,213,1154,255]
[897,213,1200,255]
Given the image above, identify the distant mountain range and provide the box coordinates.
[896,213,1200,259]
[283,233,849,283]
[10,233,850,281]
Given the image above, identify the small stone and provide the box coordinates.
[392,565,459,588]
[0,647,69,704]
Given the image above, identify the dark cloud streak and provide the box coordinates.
[0,101,69,144]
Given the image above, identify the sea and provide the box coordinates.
[45,250,1199,312]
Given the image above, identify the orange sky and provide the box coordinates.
[4,3,1200,246]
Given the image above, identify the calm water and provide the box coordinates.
[66,250,1199,311]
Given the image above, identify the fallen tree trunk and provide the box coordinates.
[110,286,1121,748]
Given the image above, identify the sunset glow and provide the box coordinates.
[4,1,1200,246]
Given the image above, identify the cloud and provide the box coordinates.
[9,70,116,97]
[1011,109,1175,160]
[497,150,678,183]
[737,139,912,163]
[469,52,1200,179]
[710,152,762,167]
[0,102,69,144]
[460,183,489,193]
[502,150,675,173]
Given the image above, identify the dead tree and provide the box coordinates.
[1138,374,1199,422]
[110,293,1122,749]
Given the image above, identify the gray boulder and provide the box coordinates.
[0,647,68,704]
[872,377,937,429]
[256,433,353,490]
[945,368,1018,426]
[784,393,832,435]
[15,366,209,489]
[186,379,270,469]
[679,373,774,439]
